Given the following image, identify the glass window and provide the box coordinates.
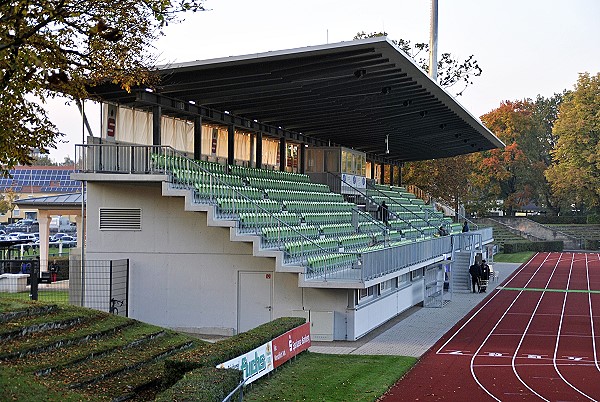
[380,279,395,294]
[411,269,422,281]
[358,285,375,303]
[324,150,339,172]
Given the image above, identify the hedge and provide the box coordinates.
[588,214,600,224]
[161,317,306,392]
[585,239,600,250]
[529,216,587,224]
[503,241,564,254]
[155,367,242,402]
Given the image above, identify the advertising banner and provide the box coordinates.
[341,174,366,194]
[216,323,311,386]
[272,322,311,368]
[216,342,274,384]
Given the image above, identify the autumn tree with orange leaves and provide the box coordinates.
[474,100,549,216]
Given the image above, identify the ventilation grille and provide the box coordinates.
[99,208,142,231]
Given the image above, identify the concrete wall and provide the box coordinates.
[85,181,427,340]
[85,182,359,338]
[492,217,579,249]
[350,276,424,340]
[86,182,274,335]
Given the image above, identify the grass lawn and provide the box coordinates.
[0,290,69,304]
[493,251,535,263]
[243,352,417,402]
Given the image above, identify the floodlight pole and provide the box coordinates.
[429,0,439,81]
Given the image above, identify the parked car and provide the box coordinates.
[51,233,69,242]
[7,232,22,240]
[16,233,36,242]
[57,235,77,247]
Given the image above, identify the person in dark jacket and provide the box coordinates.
[462,221,469,232]
[377,201,389,225]
[480,260,490,292]
[469,262,481,293]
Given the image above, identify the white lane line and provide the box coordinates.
[553,253,597,401]
[467,252,553,401]
[586,253,600,374]
[436,252,541,355]
[509,252,564,401]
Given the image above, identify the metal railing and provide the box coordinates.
[361,236,451,281]
[405,184,479,230]
[222,378,246,402]
[76,143,176,174]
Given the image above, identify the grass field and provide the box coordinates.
[0,290,69,303]
[244,352,416,402]
[493,251,535,263]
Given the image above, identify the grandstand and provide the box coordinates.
[73,37,501,340]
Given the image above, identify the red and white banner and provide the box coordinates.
[272,322,311,368]
[217,322,311,385]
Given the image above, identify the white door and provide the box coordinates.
[238,271,273,333]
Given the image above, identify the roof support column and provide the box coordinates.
[390,164,395,187]
[398,163,403,186]
[75,214,83,249]
[152,105,161,146]
[255,132,263,169]
[380,163,385,185]
[279,137,286,172]
[193,116,202,161]
[370,161,375,180]
[227,125,235,166]
[38,211,51,273]
[299,144,306,174]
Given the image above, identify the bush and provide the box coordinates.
[529,216,587,224]
[585,239,600,250]
[503,241,564,254]
[162,317,305,390]
[587,214,600,224]
[155,367,242,402]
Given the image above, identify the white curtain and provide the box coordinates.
[262,138,279,166]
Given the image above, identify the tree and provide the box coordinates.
[32,154,57,166]
[354,31,482,96]
[404,155,479,218]
[0,0,206,173]
[0,188,19,220]
[531,93,565,215]
[61,156,76,166]
[546,73,600,213]
[475,101,548,216]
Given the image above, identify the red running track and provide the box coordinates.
[381,252,600,401]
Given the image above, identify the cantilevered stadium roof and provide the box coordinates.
[90,37,503,162]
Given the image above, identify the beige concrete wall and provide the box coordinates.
[85,182,274,335]
[84,181,431,340]
[85,182,355,337]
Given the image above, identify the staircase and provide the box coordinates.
[452,251,472,292]
[477,217,581,250]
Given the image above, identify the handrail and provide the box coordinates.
[338,173,427,235]
[405,184,478,230]
[324,173,392,241]
[362,181,434,236]
[222,377,246,402]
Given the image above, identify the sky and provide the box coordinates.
[45,0,600,162]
